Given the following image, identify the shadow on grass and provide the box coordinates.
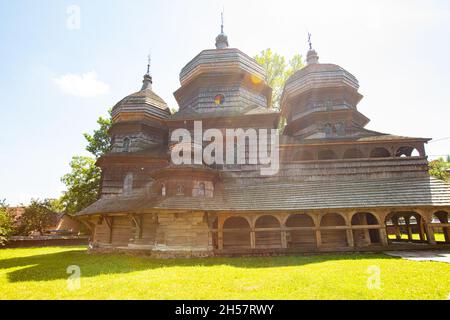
[0,247,396,283]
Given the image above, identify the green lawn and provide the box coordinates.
[388,233,446,241]
[0,246,449,299]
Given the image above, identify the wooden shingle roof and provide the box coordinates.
[78,177,450,215]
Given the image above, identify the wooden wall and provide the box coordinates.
[110,216,132,246]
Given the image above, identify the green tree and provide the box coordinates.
[20,199,57,235]
[429,157,449,182]
[254,49,304,110]
[0,199,13,245]
[60,156,101,215]
[83,108,112,158]
[59,109,112,215]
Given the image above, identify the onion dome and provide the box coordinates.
[173,17,272,113]
[215,13,229,49]
[112,73,170,124]
[281,38,367,138]
[109,62,171,153]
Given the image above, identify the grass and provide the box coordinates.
[0,246,449,300]
[388,233,446,241]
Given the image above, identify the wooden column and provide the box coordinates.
[315,229,322,248]
[405,217,413,241]
[425,223,436,245]
[250,229,256,249]
[392,217,401,240]
[281,229,287,249]
[218,215,224,250]
[346,227,354,247]
[379,228,388,246]
[105,216,113,244]
[418,218,426,241]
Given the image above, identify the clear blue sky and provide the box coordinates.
[1,0,449,205]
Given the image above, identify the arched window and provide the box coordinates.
[370,147,391,158]
[161,183,166,196]
[294,151,314,161]
[324,123,333,137]
[335,122,345,136]
[123,173,133,196]
[318,149,338,160]
[395,146,420,158]
[123,137,130,153]
[343,148,364,159]
[198,183,206,196]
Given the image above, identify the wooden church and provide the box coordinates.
[77,23,450,257]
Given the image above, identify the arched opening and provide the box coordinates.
[385,212,427,244]
[255,215,282,248]
[123,173,133,196]
[223,216,251,249]
[123,137,130,153]
[335,122,345,136]
[161,183,166,196]
[343,148,365,159]
[324,123,333,137]
[198,183,206,197]
[318,149,338,160]
[320,213,347,247]
[176,185,184,195]
[370,147,391,158]
[351,212,381,247]
[395,146,420,158]
[432,211,450,243]
[294,151,314,161]
[286,214,316,249]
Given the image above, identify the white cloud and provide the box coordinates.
[53,71,110,98]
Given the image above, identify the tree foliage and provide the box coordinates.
[59,109,112,215]
[254,49,304,110]
[0,199,13,245]
[20,199,57,235]
[60,156,101,215]
[428,157,449,182]
[83,109,112,158]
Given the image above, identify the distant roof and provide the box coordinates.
[78,176,450,215]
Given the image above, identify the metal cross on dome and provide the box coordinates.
[146,54,151,75]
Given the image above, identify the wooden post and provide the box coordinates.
[250,229,256,249]
[281,229,287,249]
[346,227,354,247]
[104,216,113,244]
[406,218,413,241]
[391,216,400,240]
[218,215,224,250]
[425,224,436,245]
[418,219,426,241]
[379,228,388,246]
[315,229,322,248]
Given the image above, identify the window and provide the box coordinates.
[161,184,166,196]
[335,122,345,136]
[198,183,206,196]
[123,173,133,196]
[324,123,333,137]
[123,137,130,153]
[214,94,225,106]
[176,185,184,195]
